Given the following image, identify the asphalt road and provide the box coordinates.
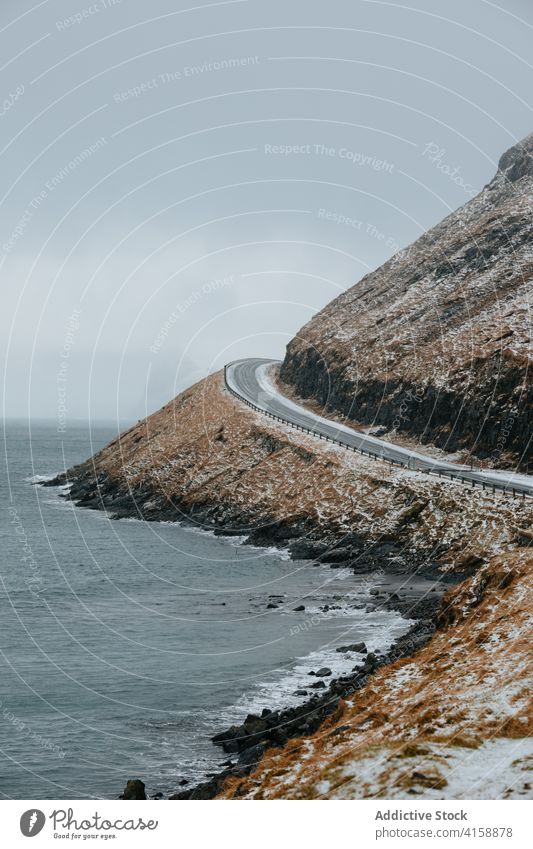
[225,358,533,499]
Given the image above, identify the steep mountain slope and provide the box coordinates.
[52,372,530,570]
[48,134,533,802]
[280,134,533,471]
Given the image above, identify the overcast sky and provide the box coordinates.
[1,0,532,423]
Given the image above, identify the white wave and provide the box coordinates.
[221,608,412,720]
[26,473,59,483]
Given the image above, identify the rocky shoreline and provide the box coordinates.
[168,592,443,800]
[43,467,457,582]
[42,472,463,801]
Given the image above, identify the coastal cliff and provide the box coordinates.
[50,371,532,800]
[49,133,533,800]
[280,134,533,471]
[50,370,529,572]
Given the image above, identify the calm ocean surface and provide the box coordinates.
[0,421,409,799]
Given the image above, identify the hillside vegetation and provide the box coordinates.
[281,135,533,471]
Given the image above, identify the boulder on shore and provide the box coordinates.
[120,779,146,800]
[336,642,367,654]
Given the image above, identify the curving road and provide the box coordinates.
[225,358,533,499]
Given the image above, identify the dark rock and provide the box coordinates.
[170,770,234,800]
[310,680,326,689]
[336,642,367,654]
[238,742,268,766]
[120,779,146,800]
[266,603,279,609]
[363,652,379,672]
[211,726,243,753]
[327,724,352,738]
[247,517,309,546]
[212,714,269,753]
[315,667,332,677]
[497,134,533,183]
[322,547,352,563]
[288,540,328,560]
[243,714,268,734]
[293,605,305,611]
[269,729,288,747]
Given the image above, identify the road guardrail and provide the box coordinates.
[224,363,531,501]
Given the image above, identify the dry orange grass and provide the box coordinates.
[218,551,532,799]
[76,372,532,570]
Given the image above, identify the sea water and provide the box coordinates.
[0,421,410,799]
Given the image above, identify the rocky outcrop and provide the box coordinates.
[119,779,146,800]
[280,134,533,470]
[44,371,531,582]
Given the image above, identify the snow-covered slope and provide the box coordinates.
[281,134,533,471]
